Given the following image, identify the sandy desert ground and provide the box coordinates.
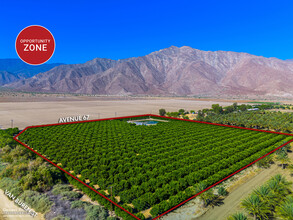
[0,96,248,129]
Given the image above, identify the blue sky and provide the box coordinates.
[1,0,293,64]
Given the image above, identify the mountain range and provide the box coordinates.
[0,59,62,86]
[3,47,293,98]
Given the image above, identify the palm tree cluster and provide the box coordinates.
[256,143,291,169]
[228,174,292,220]
[275,146,290,169]
[203,111,293,133]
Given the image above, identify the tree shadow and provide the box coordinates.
[277,163,289,169]
[208,196,225,208]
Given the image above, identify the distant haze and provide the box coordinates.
[0,59,62,85]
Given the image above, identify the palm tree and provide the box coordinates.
[256,155,273,168]
[217,186,229,197]
[272,174,291,190]
[199,189,217,207]
[276,152,290,169]
[267,175,291,200]
[253,185,276,211]
[195,182,207,193]
[241,194,270,220]
[194,182,218,207]
[272,173,284,180]
[227,212,248,220]
[283,143,292,152]
[288,164,293,176]
[277,196,293,220]
[276,147,287,155]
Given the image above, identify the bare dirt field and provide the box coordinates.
[0,96,249,129]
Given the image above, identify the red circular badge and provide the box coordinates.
[15,25,55,65]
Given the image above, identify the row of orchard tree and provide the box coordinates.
[160,102,293,133]
[18,118,292,218]
[203,111,293,133]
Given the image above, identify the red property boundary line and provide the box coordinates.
[13,114,293,220]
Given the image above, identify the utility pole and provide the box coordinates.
[109,185,113,212]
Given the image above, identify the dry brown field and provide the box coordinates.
[0,94,254,129]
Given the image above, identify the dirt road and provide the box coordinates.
[195,164,281,220]
[196,147,293,220]
[162,160,292,220]
[0,189,43,220]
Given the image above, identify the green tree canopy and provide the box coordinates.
[159,109,166,116]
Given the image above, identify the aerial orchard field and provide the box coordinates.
[17,116,292,219]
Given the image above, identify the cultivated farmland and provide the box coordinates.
[17,116,292,219]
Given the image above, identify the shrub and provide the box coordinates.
[52,215,71,220]
[85,205,108,220]
[150,204,161,217]
[18,190,52,213]
[0,177,23,197]
[19,164,65,192]
[256,155,273,168]
[159,109,166,116]
[60,191,82,200]
[217,186,228,196]
[52,184,72,195]
[227,212,248,220]
[135,213,146,220]
[71,200,88,209]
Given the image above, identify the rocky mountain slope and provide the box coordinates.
[0,59,62,85]
[6,46,293,98]
[0,71,20,86]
